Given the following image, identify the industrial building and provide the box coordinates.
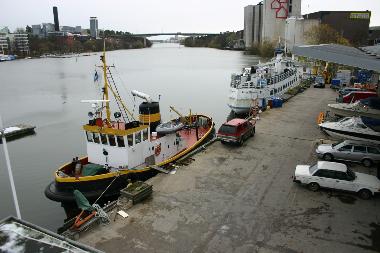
[244,4,262,48]
[284,17,319,51]
[90,17,99,38]
[304,11,371,46]
[244,0,301,48]
[369,26,380,45]
[244,1,372,51]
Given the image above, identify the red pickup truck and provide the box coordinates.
[217,118,255,145]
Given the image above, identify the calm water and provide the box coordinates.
[0,43,261,231]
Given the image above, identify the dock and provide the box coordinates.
[0,124,36,141]
[78,87,380,253]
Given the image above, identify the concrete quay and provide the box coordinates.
[79,87,380,253]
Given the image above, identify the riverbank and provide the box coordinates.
[79,87,380,252]
[27,36,152,57]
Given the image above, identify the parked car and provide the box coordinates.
[316,140,380,167]
[217,118,255,145]
[293,161,380,199]
[313,76,325,88]
[342,91,377,103]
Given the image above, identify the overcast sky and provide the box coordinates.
[1,0,379,33]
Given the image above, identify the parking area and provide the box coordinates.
[80,87,380,253]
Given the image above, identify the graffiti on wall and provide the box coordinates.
[271,0,288,19]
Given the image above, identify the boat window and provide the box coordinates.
[356,123,367,129]
[135,132,141,144]
[86,131,93,142]
[353,146,367,153]
[108,135,116,146]
[93,133,100,144]
[127,134,133,146]
[142,128,148,141]
[116,136,125,147]
[100,134,108,145]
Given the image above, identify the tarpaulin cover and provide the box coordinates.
[74,190,94,211]
[82,164,105,176]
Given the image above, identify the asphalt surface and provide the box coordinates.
[79,87,380,253]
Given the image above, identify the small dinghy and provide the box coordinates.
[156,121,184,134]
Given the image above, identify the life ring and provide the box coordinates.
[154,144,161,156]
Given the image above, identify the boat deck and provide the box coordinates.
[178,126,210,149]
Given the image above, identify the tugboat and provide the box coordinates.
[45,46,215,203]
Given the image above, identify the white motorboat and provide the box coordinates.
[328,97,380,119]
[227,54,302,114]
[319,116,380,144]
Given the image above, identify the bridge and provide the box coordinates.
[127,32,219,37]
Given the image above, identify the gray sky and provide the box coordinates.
[1,0,379,33]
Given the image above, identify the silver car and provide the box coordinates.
[316,140,380,167]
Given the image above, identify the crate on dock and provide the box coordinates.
[120,181,153,204]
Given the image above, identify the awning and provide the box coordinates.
[293,44,380,72]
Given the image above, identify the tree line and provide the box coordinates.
[28,36,152,56]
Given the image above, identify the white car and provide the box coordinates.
[293,161,380,199]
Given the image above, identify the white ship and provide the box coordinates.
[228,54,302,114]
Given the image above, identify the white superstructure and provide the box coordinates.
[228,54,302,114]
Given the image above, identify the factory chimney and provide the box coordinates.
[53,6,59,31]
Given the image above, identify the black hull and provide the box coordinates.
[44,170,157,204]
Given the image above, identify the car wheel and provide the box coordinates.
[250,128,255,137]
[362,159,373,168]
[323,153,333,161]
[238,138,243,146]
[308,182,320,192]
[221,140,226,145]
[358,189,372,200]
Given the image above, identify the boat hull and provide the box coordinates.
[320,126,380,144]
[328,104,380,119]
[45,170,156,203]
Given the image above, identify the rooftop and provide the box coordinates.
[293,44,380,72]
[225,118,247,126]
[317,161,347,172]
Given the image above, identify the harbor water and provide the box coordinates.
[0,43,261,231]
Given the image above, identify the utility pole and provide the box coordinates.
[0,115,21,219]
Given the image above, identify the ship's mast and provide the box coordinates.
[101,40,111,123]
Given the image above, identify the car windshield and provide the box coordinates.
[332,141,341,147]
[347,168,356,180]
[309,164,318,174]
[219,125,237,134]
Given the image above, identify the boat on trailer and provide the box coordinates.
[45,46,215,204]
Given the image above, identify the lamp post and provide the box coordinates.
[0,115,21,219]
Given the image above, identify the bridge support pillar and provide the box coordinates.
[143,37,147,47]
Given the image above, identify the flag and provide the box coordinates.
[94,70,99,82]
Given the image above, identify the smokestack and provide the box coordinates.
[53,6,59,31]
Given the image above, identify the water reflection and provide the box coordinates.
[0,44,261,231]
